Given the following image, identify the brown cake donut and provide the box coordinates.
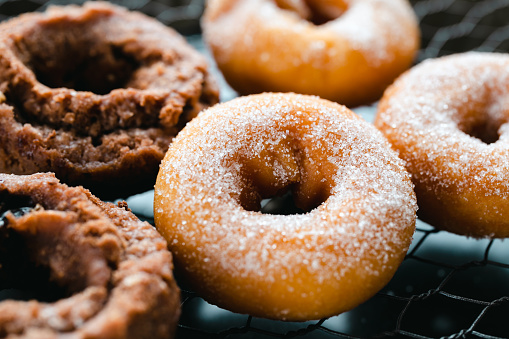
[0,2,219,198]
[0,172,180,339]
[154,93,416,321]
[375,52,509,238]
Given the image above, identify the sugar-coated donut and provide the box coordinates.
[0,173,180,339]
[202,0,420,106]
[375,52,509,238]
[154,93,416,321]
[0,2,218,198]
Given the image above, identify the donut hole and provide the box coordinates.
[274,0,346,25]
[241,184,328,215]
[260,191,308,215]
[458,117,503,144]
[16,26,140,95]
[463,123,500,144]
[0,195,67,302]
[238,153,329,214]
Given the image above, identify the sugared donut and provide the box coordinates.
[154,93,416,321]
[0,2,218,198]
[375,52,509,238]
[202,0,420,106]
[0,173,180,338]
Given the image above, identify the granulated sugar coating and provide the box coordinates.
[202,0,419,106]
[375,52,509,238]
[155,93,416,321]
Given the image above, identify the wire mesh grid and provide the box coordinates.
[1,0,509,338]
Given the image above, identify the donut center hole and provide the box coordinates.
[260,191,308,215]
[16,26,140,95]
[460,118,502,144]
[254,185,327,215]
[0,194,71,302]
[275,0,346,25]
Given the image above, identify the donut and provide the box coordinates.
[374,52,509,238]
[202,0,420,106]
[154,93,416,321]
[0,2,218,198]
[0,172,180,339]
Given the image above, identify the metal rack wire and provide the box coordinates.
[172,221,509,339]
[2,0,509,338]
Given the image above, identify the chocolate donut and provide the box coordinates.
[0,172,180,339]
[0,2,219,198]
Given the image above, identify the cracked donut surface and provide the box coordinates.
[0,2,219,197]
[0,172,180,339]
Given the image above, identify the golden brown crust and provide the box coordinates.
[154,93,416,321]
[202,0,419,106]
[0,2,219,198]
[0,172,180,339]
[375,52,509,238]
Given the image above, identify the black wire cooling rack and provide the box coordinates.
[2,0,509,338]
